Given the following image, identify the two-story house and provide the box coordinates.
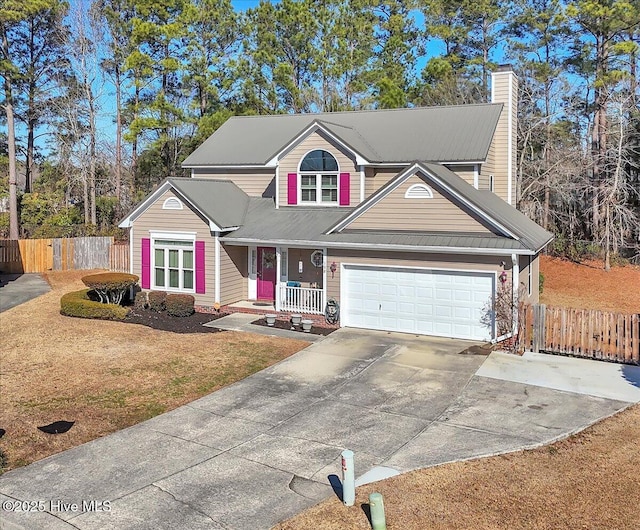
[119,66,553,341]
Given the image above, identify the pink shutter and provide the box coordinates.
[287,173,297,205]
[141,238,150,289]
[339,173,350,206]
[195,240,206,294]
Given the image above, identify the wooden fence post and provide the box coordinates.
[532,304,546,353]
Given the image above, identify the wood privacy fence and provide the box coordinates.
[0,237,130,273]
[519,304,640,364]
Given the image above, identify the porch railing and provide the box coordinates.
[278,284,324,315]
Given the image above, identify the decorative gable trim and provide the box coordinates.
[267,121,370,167]
[325,162,519,239]
[404,184,433,199]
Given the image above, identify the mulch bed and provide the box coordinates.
[124,308,228,333]
[252,317,336,336]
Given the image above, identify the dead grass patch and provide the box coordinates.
[540,256,640,313]
[0,270,309,472]
[277,404,640,530]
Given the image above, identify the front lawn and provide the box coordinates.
[0,270,309,472]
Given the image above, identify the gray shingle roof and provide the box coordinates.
[182,104,503,167]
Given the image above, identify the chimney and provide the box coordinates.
[490,65,518,205]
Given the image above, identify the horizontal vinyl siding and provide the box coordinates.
[364,167,404,198]
[444,165,475,187]
[220,244,248,305]
[131,189,215,307]
[491,72,517,203]
[192,168,275,197]
[327,249,505,301]
[278,131,359,206]
[350,174,492,233]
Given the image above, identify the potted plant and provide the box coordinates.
[290,314,302,327]
[301,319,313,333]
[265,314,277,326]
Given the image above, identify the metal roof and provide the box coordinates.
[326,162,553,252]
[182,104,503,167]
[168,178,250,229]
[220,196,537,253]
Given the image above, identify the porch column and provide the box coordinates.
[322,248,327,311]
[275,247,281,311]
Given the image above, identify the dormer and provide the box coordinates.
[276,126,362,208]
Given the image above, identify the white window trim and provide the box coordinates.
[298,149,341,205]
[404,183,433,199]
[151,234,196,293]
[162,197,183,210]
[528,255,532,296]
[248,246,257,299]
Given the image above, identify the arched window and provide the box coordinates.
[299,150,339,204]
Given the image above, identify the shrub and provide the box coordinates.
[166,294,195,317]
[539,272,545,295]
[134,291,148,310]
[148,290,167,312]
[60,289,129,321]
[82,273,139,304]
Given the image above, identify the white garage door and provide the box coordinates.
[342,265,495,341]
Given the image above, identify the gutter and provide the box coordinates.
[220,237,535,256]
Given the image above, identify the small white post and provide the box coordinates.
[341,449,355,506]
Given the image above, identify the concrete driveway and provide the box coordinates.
[0,329,633,530]
[0,274,51,313]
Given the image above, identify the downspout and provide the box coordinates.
[214,232,221,304]
[511,253,519,336]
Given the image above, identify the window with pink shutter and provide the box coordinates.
[195,241,205,294]
[339,173,350,205]
[287,173,297,205]
[141,238,151,289]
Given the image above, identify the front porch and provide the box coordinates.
[245,245,327,315]
[226,283,324,316]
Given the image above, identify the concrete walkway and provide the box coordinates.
[0,274,51,313]
[0,330,634,530]
[204,312,328,343]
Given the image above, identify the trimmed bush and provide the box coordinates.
[166,294,195,317]
[60,289,129,321]
[148,290,167,312]
[134,291,148,310]
[539,272,545,295]
[82,273,139,304]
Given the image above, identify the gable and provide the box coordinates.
[135,189,211,232]
[347,173,495,234]
[278,129,360,206]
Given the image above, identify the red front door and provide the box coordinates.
[257,247,276,300]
